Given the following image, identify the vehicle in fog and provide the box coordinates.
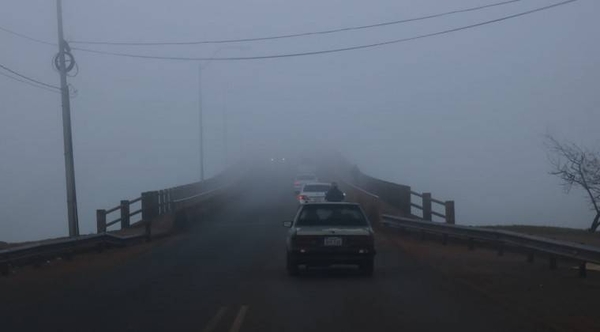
[293,173,319,193]
[283,203,376,276]
[297,182,331,204]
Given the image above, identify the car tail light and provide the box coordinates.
[294,181,300,185]
[297,195,308,201]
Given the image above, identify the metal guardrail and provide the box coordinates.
[382,214,600,277]
[0,233,146,276]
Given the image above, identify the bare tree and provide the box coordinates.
[546,135,600,232]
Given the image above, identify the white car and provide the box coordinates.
[297,183,331,204]
[293,174,318,193]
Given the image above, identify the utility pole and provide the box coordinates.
[198,64,205,181]
[56,0,79,236]
[222,86,228,168]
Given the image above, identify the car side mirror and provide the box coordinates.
[283,221,293,228]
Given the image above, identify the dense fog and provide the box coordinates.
[1,0,598,242]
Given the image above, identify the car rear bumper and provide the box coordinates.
[288,249,375,265]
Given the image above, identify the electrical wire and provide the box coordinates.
[0,63,61,89]
[0,70,60,93]
[69,0,577,62]
[0,25,56,46]
[68,0,523,46]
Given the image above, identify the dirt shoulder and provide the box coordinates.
[379,227,600,332]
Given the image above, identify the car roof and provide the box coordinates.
[295,175,318,180]
[301,202,359,206]
[301,182,330,187]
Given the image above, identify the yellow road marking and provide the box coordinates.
[202,306,228,332]
[229,305,249,332]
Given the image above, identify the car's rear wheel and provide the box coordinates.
[359,258,374,276]
[286,254,299,276]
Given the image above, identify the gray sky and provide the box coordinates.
[1,0,599,242]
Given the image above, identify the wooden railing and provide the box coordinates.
[320,153,456,224]
[410,191,455,224]
[96,190,172,236]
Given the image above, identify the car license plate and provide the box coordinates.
[324,237,343,246]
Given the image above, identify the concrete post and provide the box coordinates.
[120,200,130,229]
[96,209,106,233]
[422,193,432,221]
[445,201,455,224]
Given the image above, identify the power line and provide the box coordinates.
[70,0,577,62]
[0,25,56,46]
[0,70,60,93]
[0,63,61,89]
[68,0,523,46]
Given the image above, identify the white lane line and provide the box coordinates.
[229,305,249,332]
[202,306,228,332]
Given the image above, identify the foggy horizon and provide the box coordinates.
[2,0,599,242]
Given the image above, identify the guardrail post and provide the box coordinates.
[1,262,9,276]
[527,251,535,263]
[158,190,164,215]
[445,201,455,224]
[497,243,504,256]
[96,209,107,233]
[579,262,587,278]
[164,190,168,213]
[142,191,159,241]
[422,193,432,221]
[120,200,130,229]
[167,189,172,212]
[549,255,557,270]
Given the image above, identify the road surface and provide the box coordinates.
[1,169,547,331]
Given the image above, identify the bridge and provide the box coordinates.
[1,152,599,332]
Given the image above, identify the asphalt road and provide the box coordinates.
[0,169,548,332]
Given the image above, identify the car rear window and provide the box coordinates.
[296,205,367,226]
[297,175,317,181]
[302,184,330,192]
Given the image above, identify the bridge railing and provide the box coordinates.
[96,190,173,237]
[410,191,455,224]
[1,163,246,276]
[322,153,454,223]
[95,160,246,238]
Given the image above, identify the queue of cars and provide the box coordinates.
[286,168,375,276]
